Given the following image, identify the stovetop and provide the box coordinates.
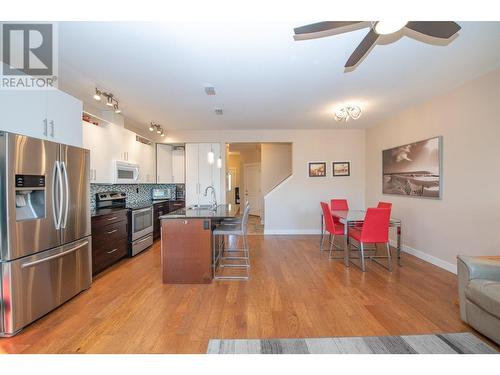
[126,200,154,210]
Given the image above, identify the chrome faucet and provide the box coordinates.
[204,185,217,209]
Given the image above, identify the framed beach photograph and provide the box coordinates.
[382,136,442,198]
[308,162,326,177]
[332,162,350,177]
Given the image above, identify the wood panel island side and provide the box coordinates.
[160,204,240,284]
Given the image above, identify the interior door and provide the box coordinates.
[2,133,61,261]
[244,163,261,216]
[60,144,90,245]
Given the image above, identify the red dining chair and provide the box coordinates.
[320,202,345,259]
[377,201,392,210]
[330,199,349,211]
[330,199,349,225]
[348,208,392,272]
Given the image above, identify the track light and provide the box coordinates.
[93,88,123,114]
[93,88,102,101]
[106,94,114,107]
[149,122,165,137]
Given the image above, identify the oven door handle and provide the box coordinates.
[134,235,153,244]
[133,207,152,214]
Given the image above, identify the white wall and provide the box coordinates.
[365,68,500,273]
[163,129,366,233]
[261,143,292,195]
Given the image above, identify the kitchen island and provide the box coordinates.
[159,204,239,284]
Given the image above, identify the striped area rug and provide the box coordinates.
[207,332,497,354]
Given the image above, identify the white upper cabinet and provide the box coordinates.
[156,144,173,183]
[134,139,155,183]
[185,143,222,207]
[171,147,185,183]
[83,118,156,184]
[82,122,114,184]
[156,144,185,184]
[185,144,199,207]
[46,90,83,146]
[0,89,83,146]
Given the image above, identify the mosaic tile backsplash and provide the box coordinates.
[90,183,181,211]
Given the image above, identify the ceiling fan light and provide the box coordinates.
[374,21,408,35]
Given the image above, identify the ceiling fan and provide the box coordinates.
[293,21,461,69]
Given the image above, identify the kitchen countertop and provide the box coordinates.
[91,206,129,218]
[92,199,186,217]
[160,204,239,219]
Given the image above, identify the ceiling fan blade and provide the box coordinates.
[294,21,363,35]
[345,29,379,68]
[405,21,461,39]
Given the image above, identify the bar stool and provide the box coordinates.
[212,203,251,280]
[221,201,250,226]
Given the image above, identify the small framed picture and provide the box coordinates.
[332,162,350,177]
[308,162,326,177]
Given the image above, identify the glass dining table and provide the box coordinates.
[320,210,402,268]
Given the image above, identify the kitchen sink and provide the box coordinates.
[188,204,217,210]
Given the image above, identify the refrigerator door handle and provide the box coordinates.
[61,161,70,229]
[21,241,89,269]
[52,161,63,230]
[56,161,64,229]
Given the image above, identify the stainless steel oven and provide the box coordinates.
[131,207,153,241]
[130,206,153,256]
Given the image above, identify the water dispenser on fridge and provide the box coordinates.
[14,175,46,221]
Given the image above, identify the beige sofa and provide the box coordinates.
[457,255,500,345]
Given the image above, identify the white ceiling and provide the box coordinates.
[58,21,500,133]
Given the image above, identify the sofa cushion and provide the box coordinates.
[466,279,500,320]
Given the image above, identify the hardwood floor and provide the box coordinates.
[0,235,472,354]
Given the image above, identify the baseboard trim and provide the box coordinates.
[389,240,457,274]
[262,231,457,274]
[264,229,322,235]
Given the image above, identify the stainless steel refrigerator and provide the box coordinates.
[0,131,92,337]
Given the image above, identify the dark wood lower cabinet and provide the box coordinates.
[161,218,212,284]
[91,210,128,276]
[153,202,169,240]
[153,200,185,240]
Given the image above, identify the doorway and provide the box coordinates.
[226,143,264,234]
